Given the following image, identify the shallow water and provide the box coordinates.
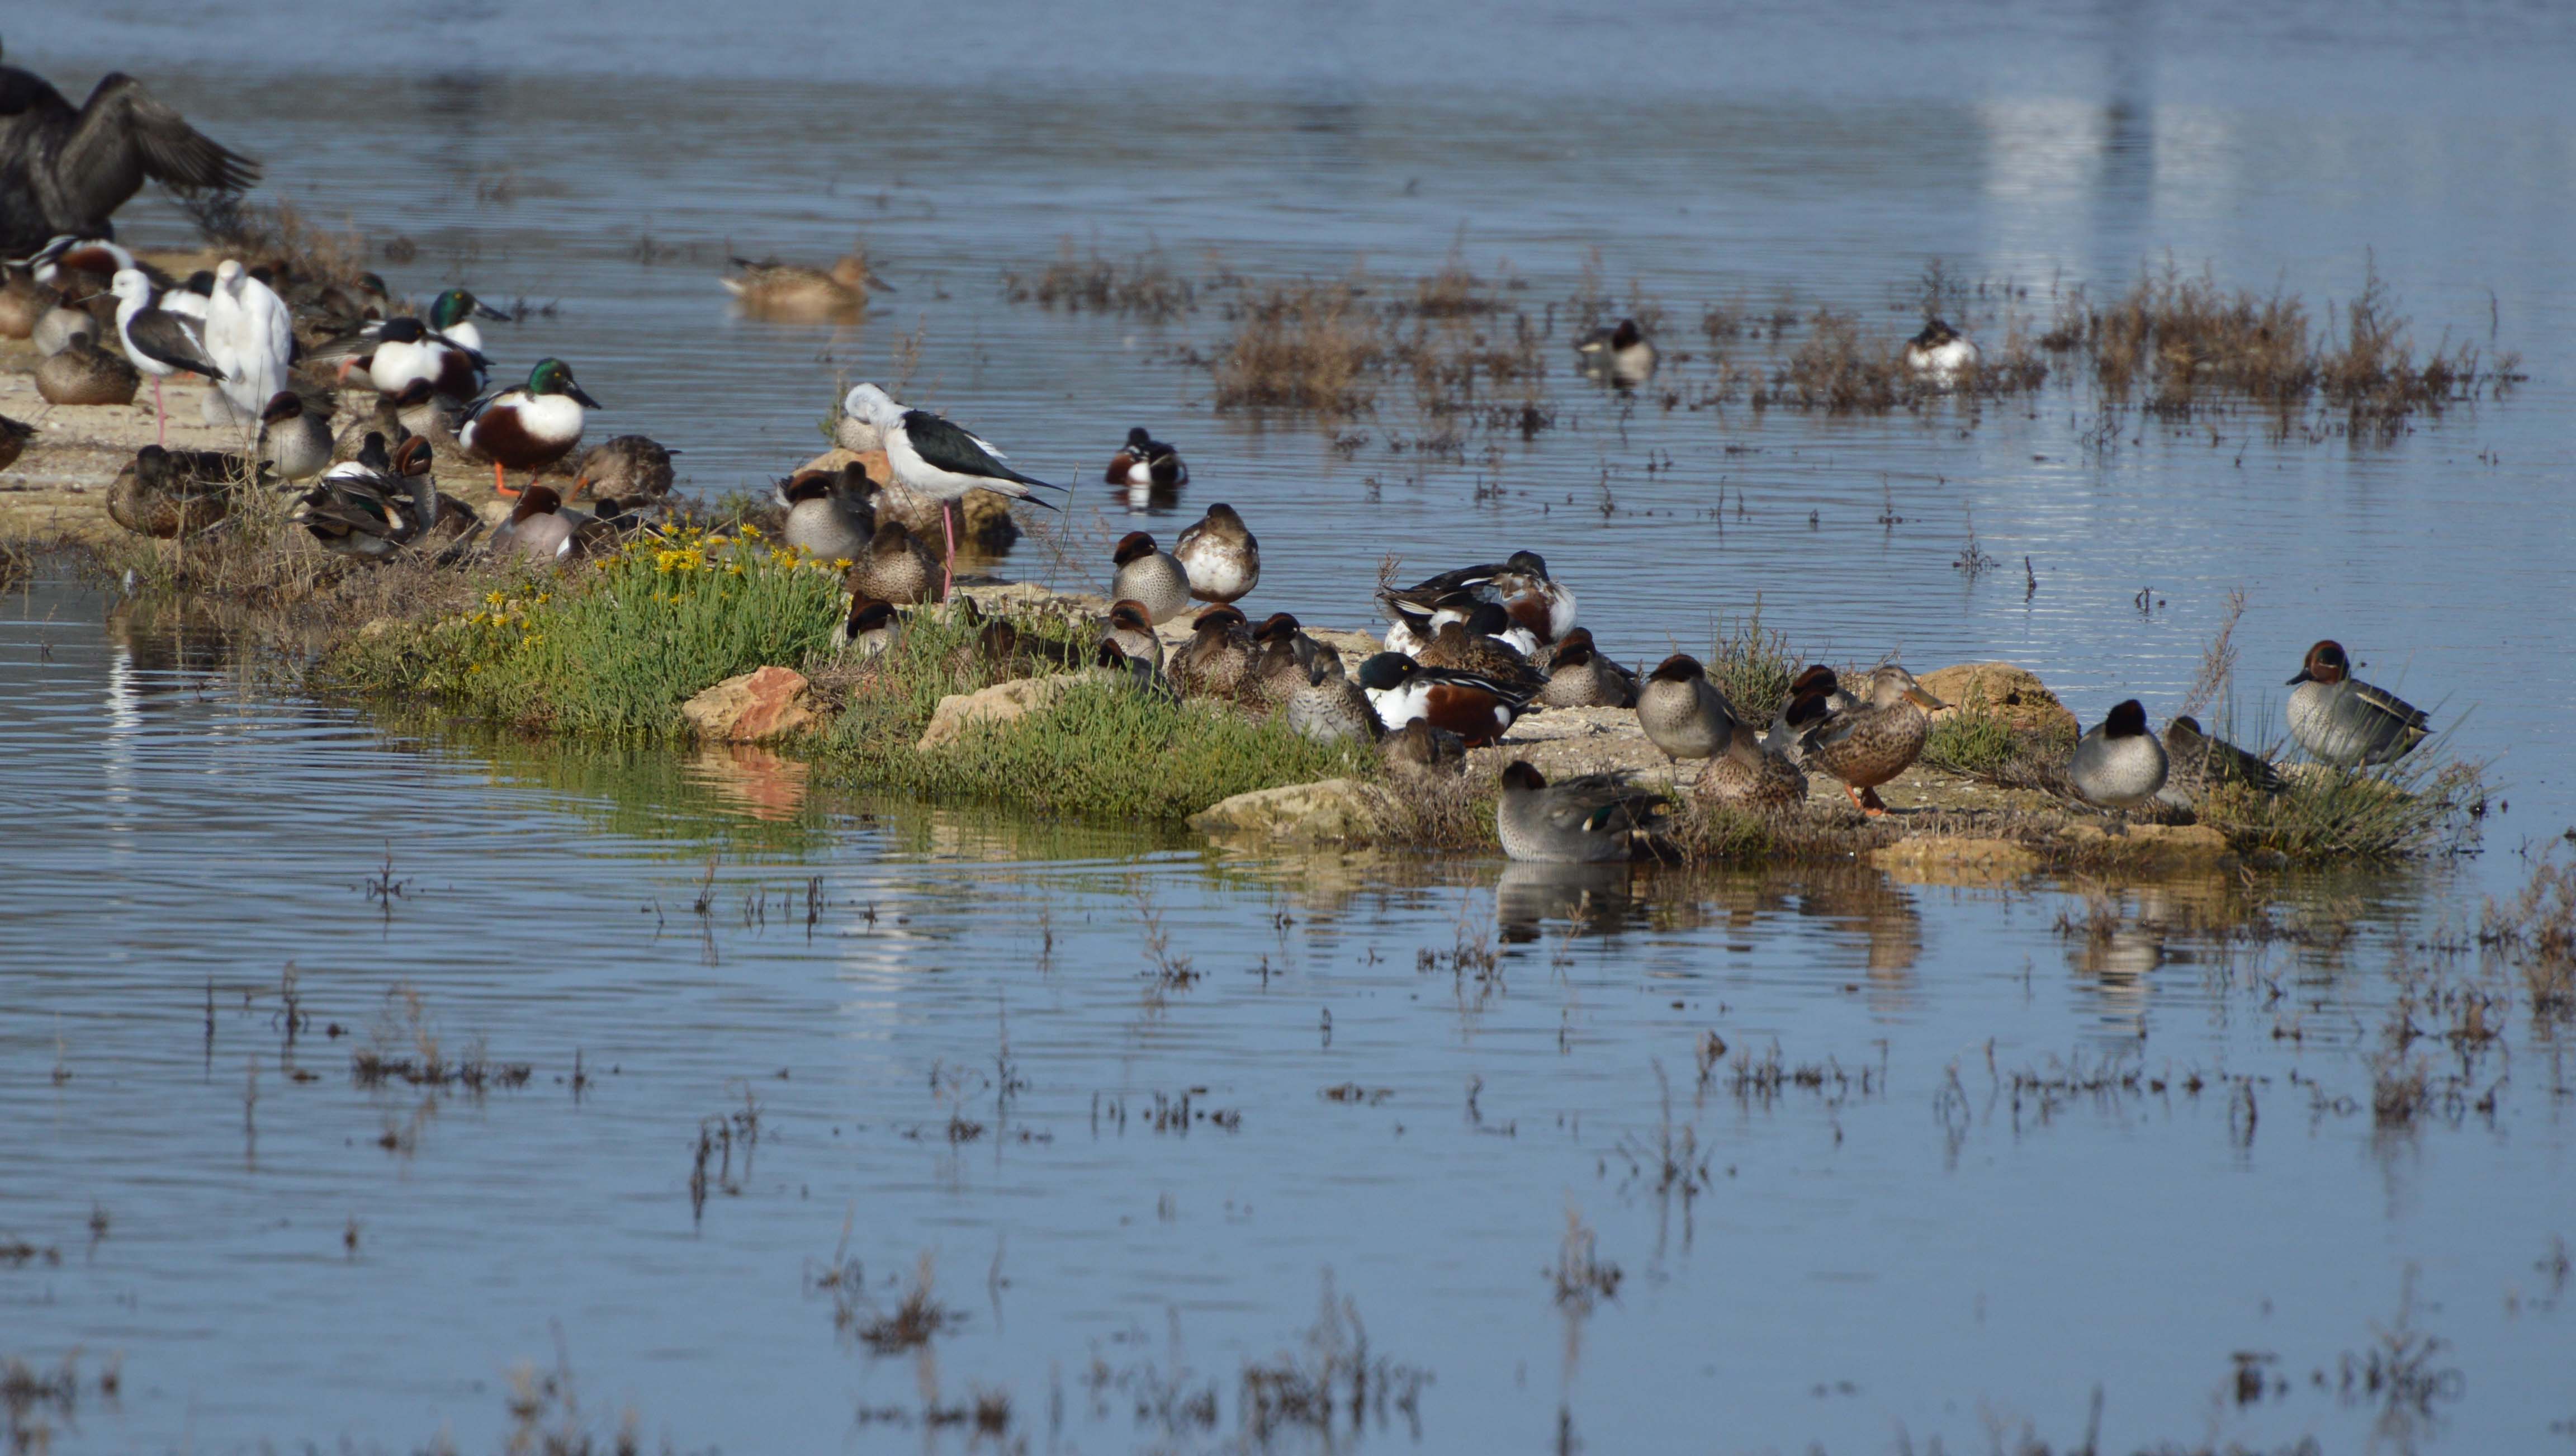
[8,3,2576,1450]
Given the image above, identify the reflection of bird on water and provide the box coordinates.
[1494,860,1635,944]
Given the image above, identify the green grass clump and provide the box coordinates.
[1920,711,2025,778]
[1705,606,1801,722]
[328,527,845,737]
[2200,753,2483,863]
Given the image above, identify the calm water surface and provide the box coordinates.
[7,1,2576,1450]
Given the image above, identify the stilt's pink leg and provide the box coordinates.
[940,501,955,602]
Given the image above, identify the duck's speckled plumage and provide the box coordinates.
[1802,665,1944,815]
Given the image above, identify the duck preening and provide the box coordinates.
[0,48,260,253]
[1377,549,1577,650]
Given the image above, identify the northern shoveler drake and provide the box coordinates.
[460,357,599,498]
[1168,604,1256,701]
[1098,599,1165,671]
[1574,318,1657,384]
[571,435,678,509]
[1417,605,1545,696]
[488,482,576,562]
[0,52,257,254]
[255,391,332,483]
[1637,654,1739,762]
[1798,665,1945,815]
[1536,628,1636,708]
[2286,640,2430,766]
[1496,761,1669,863]
[778,461,875,561]
[34,333,137,406]
[295,434,440,558]
[1377,549,1576,649]
[343,315,492,401]
[1357,652,1535,746]
[1694,722,1809,810]
[839,593,903,659]
[847,521,943,606]
[0,413,34,471]
[1173,502,1258,603]
[1110,531,1193,624]
[425,288,509,357]
[1287,652,1382,745]
[1379,718,1465,778]
[108,269,224,446]
[1106,426,1188,494]
[2152,714,2284,811]
[23,235,138,290]
[106,444,244,538]
[2068,699,2170,809]
[721,251,889,318]
[1903,319,1980,380]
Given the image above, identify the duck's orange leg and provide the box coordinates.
[493,461,517,499]
[1859,786,1888,817]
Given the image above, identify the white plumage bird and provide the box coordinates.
[206,259,292,425]
[839,382,1066,597]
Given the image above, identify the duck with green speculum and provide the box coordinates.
[2285,640,2430,767]
[461,357,600,499]
[1497,761,1669,863]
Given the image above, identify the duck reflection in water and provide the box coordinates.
[1495,861,1636,944]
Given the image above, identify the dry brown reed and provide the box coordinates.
[1212,281,1380,413]
[1002,238,1195,320]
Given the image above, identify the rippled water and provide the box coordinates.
[8,3,2576,1450]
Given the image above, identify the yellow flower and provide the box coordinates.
[830,557,853,571]
[738,522,764,540]
[485,590,506,607]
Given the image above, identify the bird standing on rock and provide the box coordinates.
[2067,699,2169,810]
[460,357,600,499]
[206,260,291,425]
[1536,629,1635,708]
[1174,503,1258,603]
[838,382,1065,599]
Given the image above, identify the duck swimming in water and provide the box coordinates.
[1903,318,1980,381]
[1574,318,1657,385]
[0,48,259,253]
[721,252,889,318]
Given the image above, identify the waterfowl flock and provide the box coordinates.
[0,46,2450,866]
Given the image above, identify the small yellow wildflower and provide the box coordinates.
[738,522,763,540]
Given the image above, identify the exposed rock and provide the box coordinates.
[915,673,1079,751]
[1919,662,2078,739]
[1191,778,1379,842]
[1872,835,2041,887]
[2056,821,2234,871]
[682,665,816,743]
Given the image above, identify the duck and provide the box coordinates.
[23,235,139,291]
[1380,718,1466,777]
[294,434,440,557]
[1903,319,1980,380]
[0,413,32,471]
[32,299,95,356]
[1098,599,1165,671]
[2154,715,2284,811]
[106,445,245,537]
[1378,549,1576,649]
[1694,722,1810,810]
[1356,652,1534,746]
[1109,531,1193,624]
[2286,640,2430,767]
[721,252,888,317]
[461,357,600,498]
[390,379,470,461]
[424,288,509,357]
[0,264,44,337]
[34,333,138,406]
[1168,604,1256,701]
[1106,426,1188,492]
[2067,699,2170,810]
[1536,628,1636,708]
[108,268,225,447]
[1637,654,1739,763]
[839,594,903,659]
[1416,606,1546,697]
[1765,665,1853,760]
[571,435,678,509]
[1090,639,1182,702]
[1799,665,1945,816]
[1246,613,1323,710]
[1173,502,1258,603]
[483,483,575,562]
[332,388,411,465]
[255,391,333,483]
[1286,653,1381,744]
[338,315,491,401]
[568,497,642,559]
[1496,761,1669,863]
[778,462,875,562]
[847,521,943,605]
[1574,318,1657,384]
[0,58,258,253]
